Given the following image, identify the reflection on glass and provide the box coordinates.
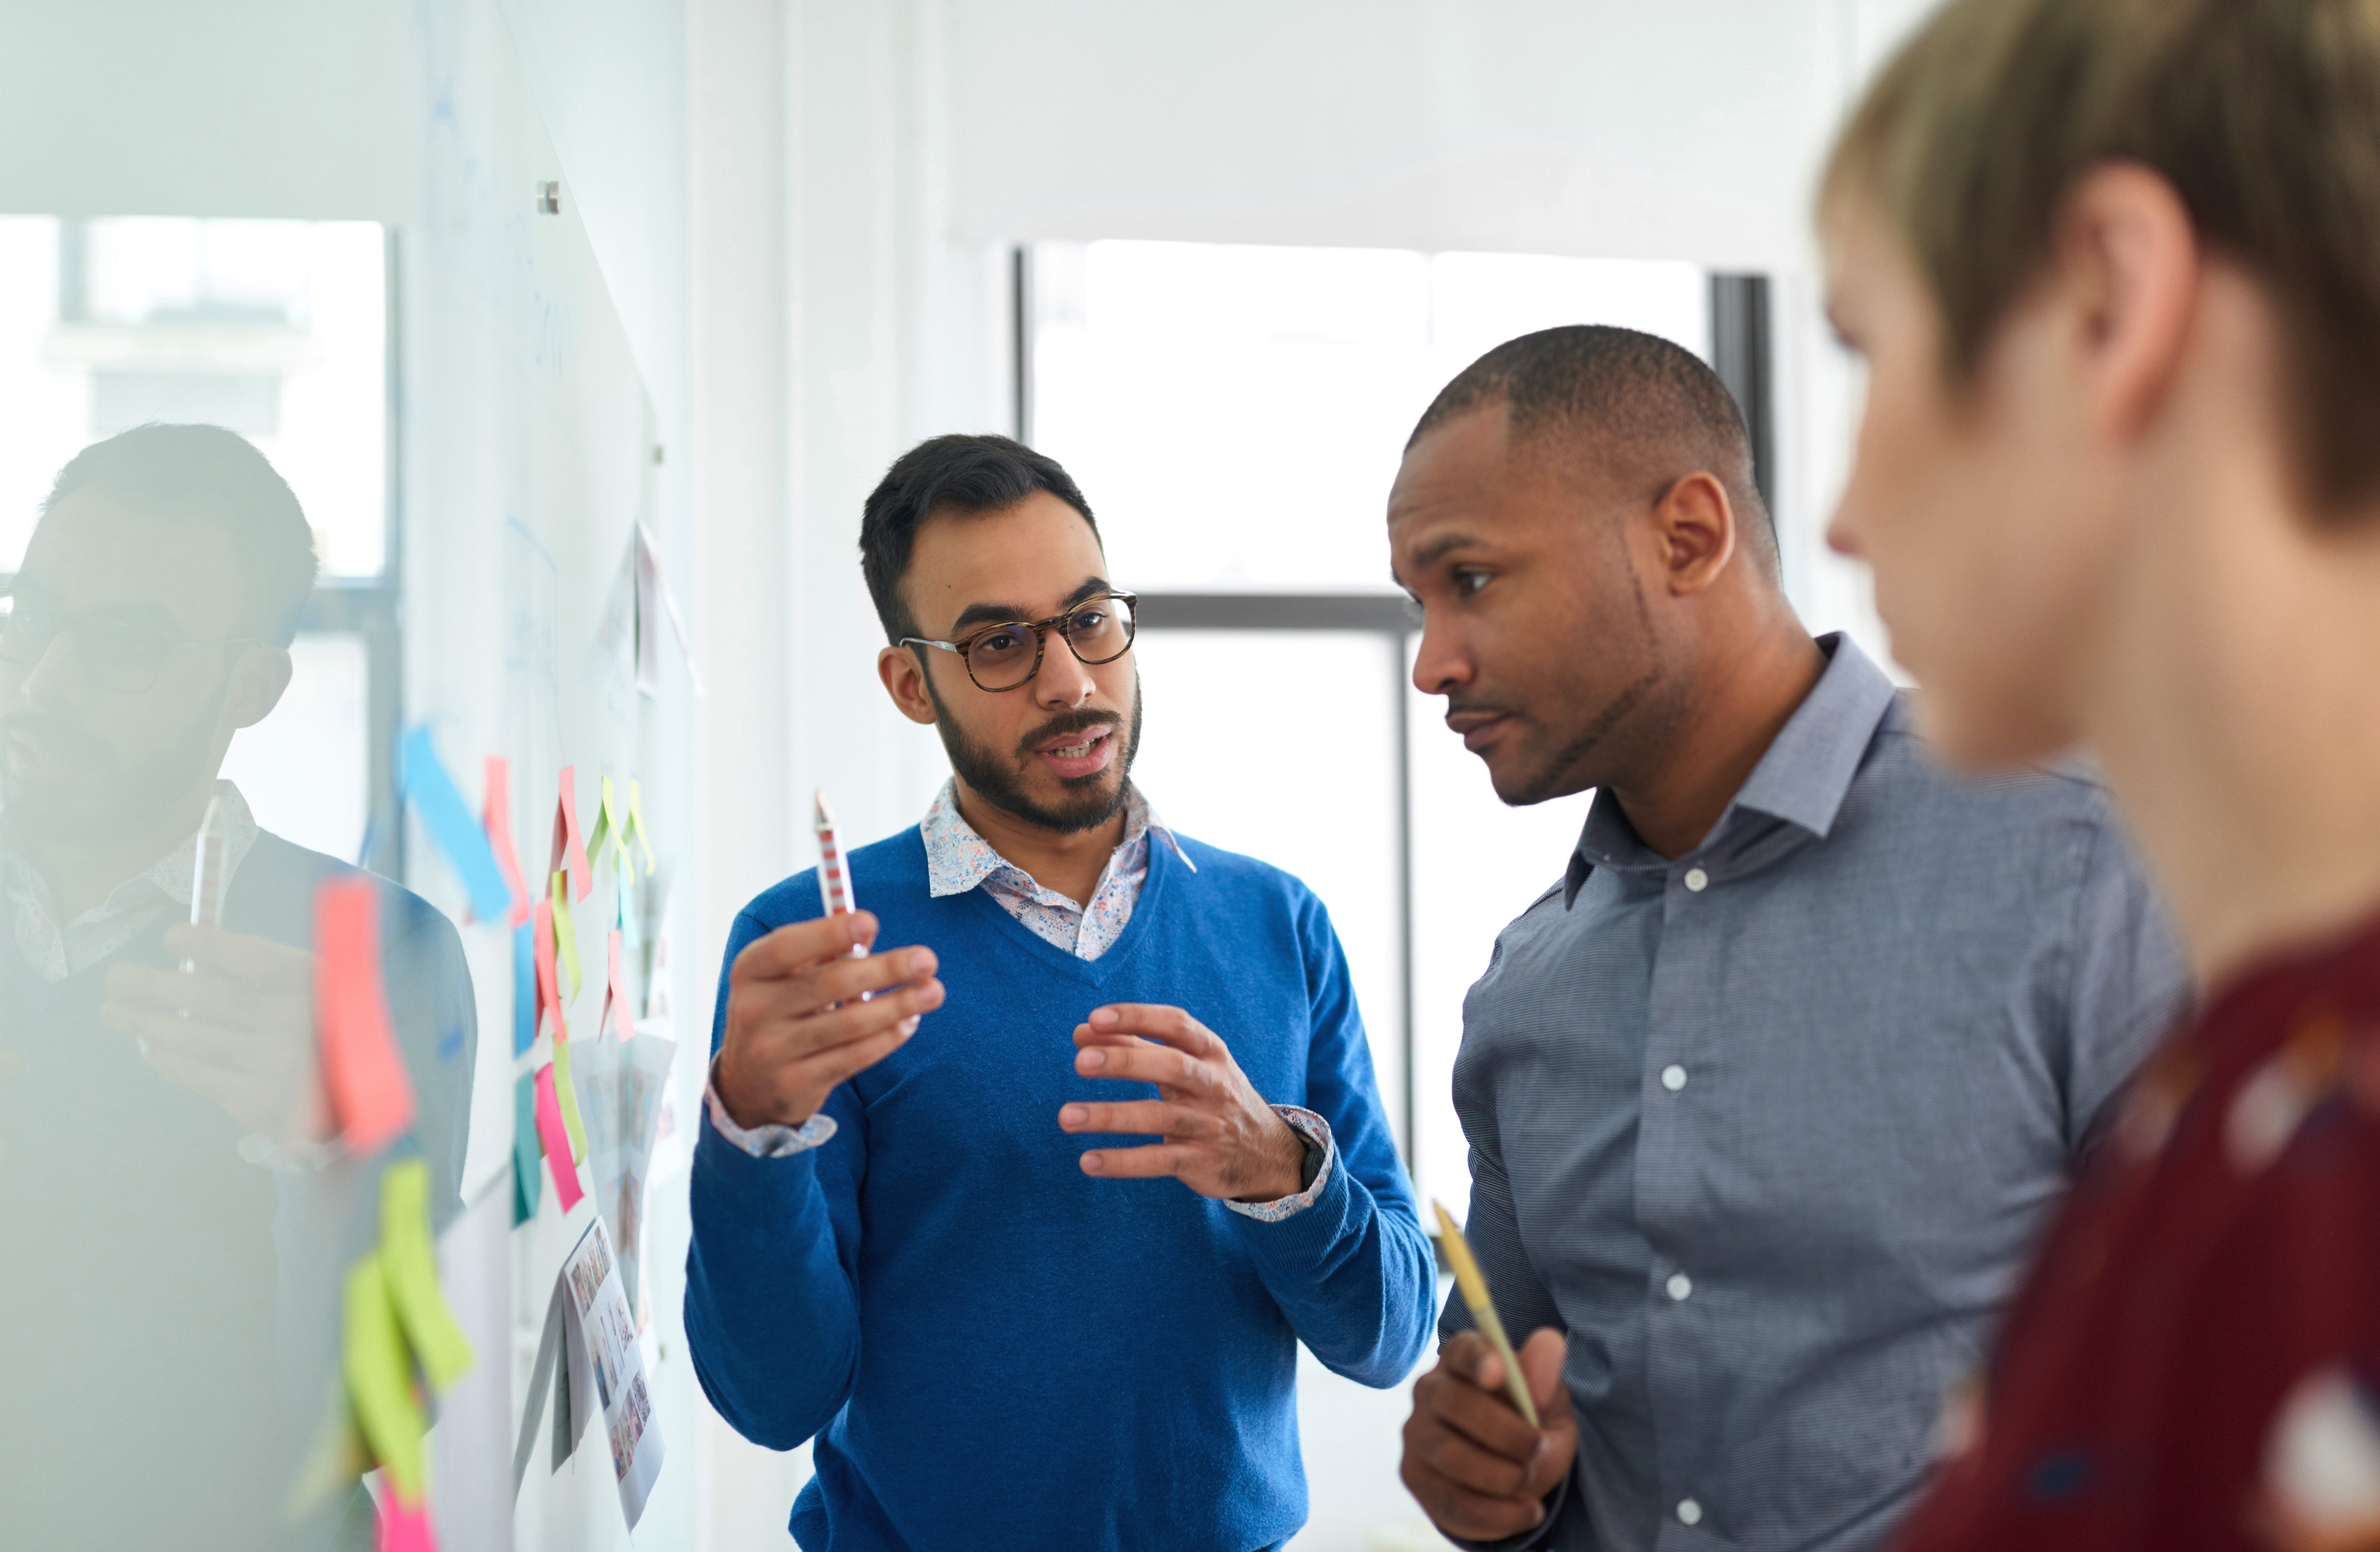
[0,216,387,577]
[1030,239,1707,593]
[0,423,473,1549]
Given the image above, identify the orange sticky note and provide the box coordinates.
[601,929,630,1042]
[315,878,415,1154]
[534,1064,584,1211]
[485,755,531,928]
[377,1492,438,1552]
[533,897,567,1044]
[550,765,593,904]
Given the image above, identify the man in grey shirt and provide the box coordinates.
[1388,326,2186,1551]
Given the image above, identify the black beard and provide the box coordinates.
[922,668,1145,835]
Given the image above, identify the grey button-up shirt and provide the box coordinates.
[1447,635,2188,1552]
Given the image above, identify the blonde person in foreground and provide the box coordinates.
[1820,2,2380,1549]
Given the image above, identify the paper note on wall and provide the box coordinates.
[377,1494,437,1552]
[559,1214,665,1525]
[513,1072,542,1226]
[533,1065,584,1212]
[483,755,531,927]
[398,727,514,924]
[571,1030,677,1323]
[601,931,630,1042]
[344,1252,427,1505]
[511,921,535,1058]
[552,1028,589,1164]
[380,1160,475,1394]
[551,872,583,1002]
[315,878,415,1155]
[550,767,593,904]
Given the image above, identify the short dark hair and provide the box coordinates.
[859,434,1100,642]
[1409,325,1778,573]
[40,423,320,646]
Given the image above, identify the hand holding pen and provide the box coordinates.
[1400,1207,1577,1542]
[712,790,945,1130]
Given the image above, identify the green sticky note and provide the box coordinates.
[513,1072,543,1225]
[379,1160,475,1394]
[551,872,584,1001]
[342,1252,426,1506]
[552,1030,590,1164]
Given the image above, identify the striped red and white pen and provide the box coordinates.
[814,789,867,958]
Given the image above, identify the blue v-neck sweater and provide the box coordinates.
[686,825,1434,1552]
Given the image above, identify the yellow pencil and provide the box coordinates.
[1433,1200,1540,1427]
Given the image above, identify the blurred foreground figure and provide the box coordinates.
[1386,327,2188,1551]
[0,425,472,1550]
[1821,2,2380,1548]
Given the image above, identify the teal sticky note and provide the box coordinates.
[513,1072,543,1225]
[512,920,536,1057]
[400,727,514,923]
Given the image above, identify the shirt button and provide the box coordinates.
[1661,1064,1689,1092]
[1678,1498,1704,1526]
[1667,1272,1693,1301]
[1683,867,1709,892]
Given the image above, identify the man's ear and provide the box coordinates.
[2052,162,2200,445]
[226,647,293,730]
[1650,471,1739,597]
[877,644,939,726]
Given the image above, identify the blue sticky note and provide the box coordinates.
[513,1072,543,1226]
[511,920,536,1057]
[398,726,513,924]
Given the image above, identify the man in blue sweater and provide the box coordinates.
[685,434,1436,1551]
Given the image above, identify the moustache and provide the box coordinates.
[1015,708,1120,761]
[0,708,103,757]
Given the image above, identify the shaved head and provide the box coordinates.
[1409,325,1777,576]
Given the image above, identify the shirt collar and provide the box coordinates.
[920,777,1191,902]
[1567,634,1896,902]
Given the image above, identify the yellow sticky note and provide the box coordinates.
[283,1383,364,1521]
[551,871,583,1001]
[343,1252,427,1505]
[379,1160,476,1394]
[552,1028,589,1164]
[628,778,657,876]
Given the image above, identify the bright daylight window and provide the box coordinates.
[0,216,391,865]
[1027,240,1714,1215]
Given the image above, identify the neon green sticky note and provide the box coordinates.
[551,871,583,1001]
[552,1029,589,1164]
[379,1160,475,1394]
[628,778,657,876]
[343,1252,426,1505]
[586,776,617,869]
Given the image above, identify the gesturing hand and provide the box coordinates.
[1401,1327,1577,1541]
[712,911,945,1130]
[103,924,324,1145]
[1057,1003,1307,1203]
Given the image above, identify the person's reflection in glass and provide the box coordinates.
[0,423,475,1551]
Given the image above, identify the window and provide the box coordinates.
[0,215,396,865]
[1024,240,1761,1216]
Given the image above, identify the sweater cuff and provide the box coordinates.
[1224,1106,1335,1222]
[704,1056,838,1157]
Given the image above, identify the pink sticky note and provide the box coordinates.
[315,878,415,1155]
[602,929,630,1042]
[533,898,567,1043]
[377,1495,438,1552]
[549,766,593,904]
[534,1064,584,1211]
[484,756,531,928]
